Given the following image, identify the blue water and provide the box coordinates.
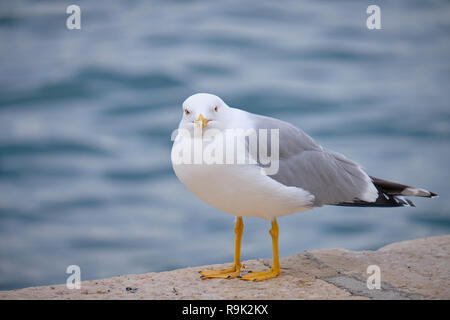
[0,0,449,290]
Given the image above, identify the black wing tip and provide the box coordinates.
[371,176,438,199]
[404,198,416,207]
[334,194,415,208]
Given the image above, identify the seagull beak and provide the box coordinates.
[194,114,210,129]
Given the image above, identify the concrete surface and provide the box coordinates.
[1,235,449,300]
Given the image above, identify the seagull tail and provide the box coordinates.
[334,176,437,208]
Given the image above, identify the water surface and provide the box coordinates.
[0,0,449,290]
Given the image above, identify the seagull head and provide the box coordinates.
[179,93,232,131]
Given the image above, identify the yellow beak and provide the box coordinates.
[195,114,210,129]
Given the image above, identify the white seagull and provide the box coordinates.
[171,93,437,281]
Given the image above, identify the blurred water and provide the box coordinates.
[0,0,449,290]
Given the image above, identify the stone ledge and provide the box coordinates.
[1,235,449,300]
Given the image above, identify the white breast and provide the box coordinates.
[171,134,315,220]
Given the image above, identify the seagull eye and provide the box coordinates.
[214,106,218,112]
[184,109,190,115]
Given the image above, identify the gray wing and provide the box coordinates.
[251,114,378,206]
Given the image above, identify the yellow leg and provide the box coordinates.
[240,219,281,281]
[200,217,243,279]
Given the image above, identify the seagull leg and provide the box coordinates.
[240,218,281,281]
[200,216,243,279]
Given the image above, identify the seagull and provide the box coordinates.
[171,93,437,281]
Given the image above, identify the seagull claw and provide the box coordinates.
[199,265,241,279]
